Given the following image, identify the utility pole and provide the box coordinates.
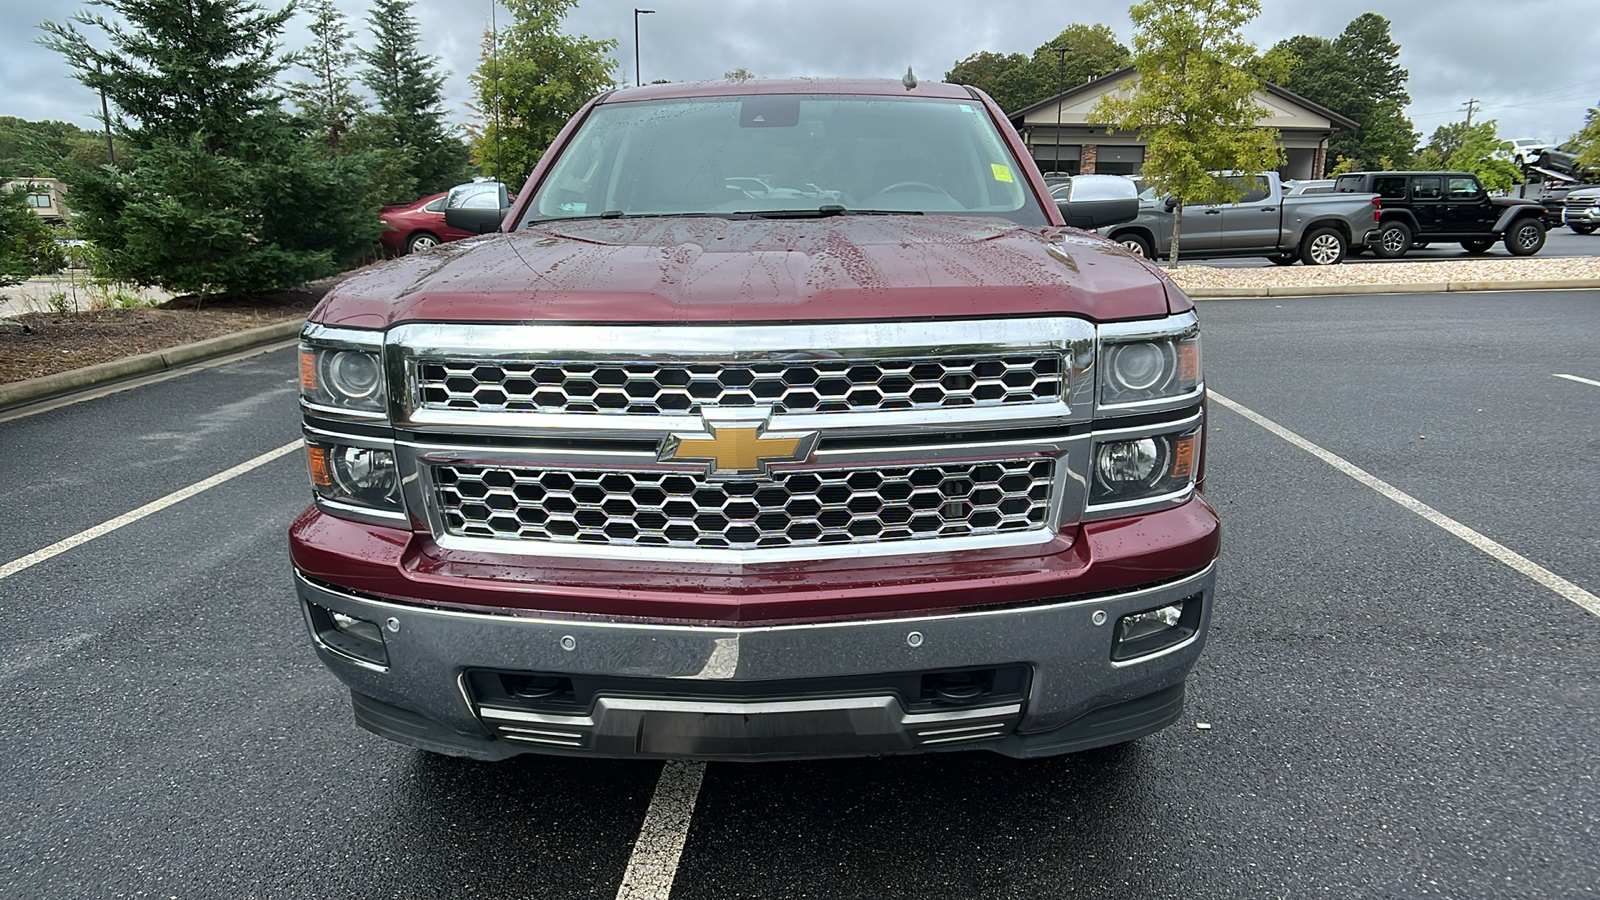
[95,60,115,166]
[1463,98,1481,127]
[1052,46,1069,175]
[634,9,655,87]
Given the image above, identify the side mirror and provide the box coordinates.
[1164,196,1179,212]
[443,181,510,234]
[1054,175,1140,229]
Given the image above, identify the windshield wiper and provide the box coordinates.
[525,211,745,224]
[734,206,925,219]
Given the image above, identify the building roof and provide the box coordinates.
[1006,66,1359,132]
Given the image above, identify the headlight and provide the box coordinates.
[301,336,386,414]
[1097,315,1201,408]
[1090,427,1200,506]
[306,442,402,512]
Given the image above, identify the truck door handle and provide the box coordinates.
[1204,209,1221,215]
[1260,207,1276,212]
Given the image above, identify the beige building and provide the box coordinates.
[1008,66,1357,181]
[3,178,71,223]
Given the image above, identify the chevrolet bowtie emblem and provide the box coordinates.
[660,410,817,477]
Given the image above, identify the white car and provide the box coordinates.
[1507,138,1551,165]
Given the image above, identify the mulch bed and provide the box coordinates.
[0,282,331,385]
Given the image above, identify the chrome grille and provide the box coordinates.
[1566,196,1595,211]
[415,356,1064,415]
[433,460,1054,550]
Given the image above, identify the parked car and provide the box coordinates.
[1507,138,1551,166]
[1333,171,1548,257]
[1561,185,1600,233]
[1098,171,1380,265]
[379,186,512,255]
[293,78,1218,762]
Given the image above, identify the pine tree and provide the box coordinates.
[1090,0,1283,265]
[289,0,360,153]
[1273,14,1418,168]
[39,0,379,294]
[356,0,470,197]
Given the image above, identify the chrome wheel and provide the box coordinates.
[407,233,440,254]
[1516,224,1539,249]
[1309,233,1342,265]
[1380,228,1407,253]
[1119,238,1148,258]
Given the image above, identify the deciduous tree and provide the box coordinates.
[1415,120,1521,192]
[470,0,617,188]
[945,25,1130,113]
[1090,0,1283,264]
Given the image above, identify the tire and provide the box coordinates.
[1268,254,1298,266]
[1504,218,1546,256]
[1461,239,1494,255]
[1570,224,1596,235]
[406,232,441,254]
[1300,228,1347,266]
[1111,232,1154,259]
[1372,220,1412,259]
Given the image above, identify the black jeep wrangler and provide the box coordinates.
[1333,171,1547,258]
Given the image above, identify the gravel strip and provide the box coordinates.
[1167,256,1600,290]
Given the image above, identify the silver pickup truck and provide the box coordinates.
[1096,172,1380,265]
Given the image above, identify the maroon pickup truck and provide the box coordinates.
[290,78,1219,761]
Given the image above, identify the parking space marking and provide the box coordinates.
[1554,373,1600,388]
[1210,391,1600,618]
[0,439,303,583]
[614,760,706,900]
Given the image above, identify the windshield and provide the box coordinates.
[523,94,1047,225]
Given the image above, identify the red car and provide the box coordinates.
[378,192,476,255]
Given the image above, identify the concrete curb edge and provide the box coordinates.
[0,318,304,412]
[1186,278,1600,299]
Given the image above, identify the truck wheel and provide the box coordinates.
[1571,224,1597,235]
[1113,233,1154,259]
[1505,218,1546,256]
[1461,239,1494,255]
[1300,228,1346,266]
[1372,221,1412,259]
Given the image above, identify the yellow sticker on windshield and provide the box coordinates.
[991,164,1014,183]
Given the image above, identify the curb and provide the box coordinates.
[1185,278,1600,299]
[0,318,303,412]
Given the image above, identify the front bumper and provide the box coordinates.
[1565,208,1599,226]
[296,561,1216,760]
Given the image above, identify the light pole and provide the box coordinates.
[1052,46,1069,175]
[634,9,655,87]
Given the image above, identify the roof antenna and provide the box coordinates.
[902,66,917,90]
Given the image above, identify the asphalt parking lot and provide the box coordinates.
[1,290,1596,899]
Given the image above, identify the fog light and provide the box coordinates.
[331,610,384,644]
[1111,594,1201,661]
[307,602,389,667]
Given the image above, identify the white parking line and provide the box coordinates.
[1554,373,1600,388]
[1210,391,1600,618]
[0,440,303,583]
[615,760,707,900]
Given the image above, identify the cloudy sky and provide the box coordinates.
[4,0,1599,146]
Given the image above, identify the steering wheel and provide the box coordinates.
[876,181,950,195]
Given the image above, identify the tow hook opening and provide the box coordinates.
[1111,593,1203,662]
[306,601,389,667]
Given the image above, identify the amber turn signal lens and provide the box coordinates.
[1177,342,1199,384]
[299,350,318,391]
[1169,433,1197,480]
[306,444,332,487]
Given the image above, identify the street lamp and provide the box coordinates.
[634,9,655,87]
[1052,46,1070,175]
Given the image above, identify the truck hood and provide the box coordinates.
[313,215,1179,329]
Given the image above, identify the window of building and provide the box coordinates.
[26,193,52,208]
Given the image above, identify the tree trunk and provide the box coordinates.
[1170,201,1185,266]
